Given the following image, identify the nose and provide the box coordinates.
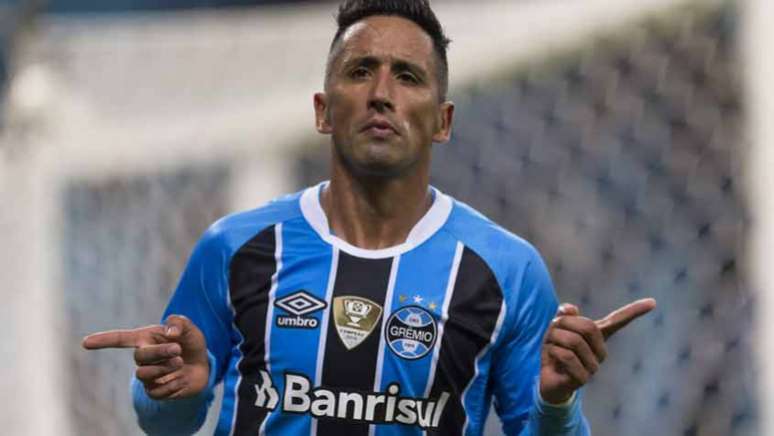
[368,67,394,112]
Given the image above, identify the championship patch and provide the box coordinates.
[333,296,382,350]
[385,306,437,360]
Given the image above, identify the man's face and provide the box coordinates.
[314,15,454,177]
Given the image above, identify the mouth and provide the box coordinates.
[361,118,399,138]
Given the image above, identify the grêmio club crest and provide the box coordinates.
[333,296,383,350]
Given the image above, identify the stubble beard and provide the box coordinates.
[331,138,419,181]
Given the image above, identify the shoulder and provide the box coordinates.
[442,196,544,278]
[198,189,305,257]
[441,195,558,342]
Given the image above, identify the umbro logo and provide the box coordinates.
[275,291,327,329]
[276,291,326,316]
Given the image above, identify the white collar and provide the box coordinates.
[300,181,453,259]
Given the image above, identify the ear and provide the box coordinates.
[432,101,455,144]
[314,92,332,134]
[433,101,454,144]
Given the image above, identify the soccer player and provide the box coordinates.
[82,1,656,435]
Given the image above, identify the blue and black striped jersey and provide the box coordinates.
[133,182,590,436]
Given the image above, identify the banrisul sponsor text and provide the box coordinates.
[253,371,449,428]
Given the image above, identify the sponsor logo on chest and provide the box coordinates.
[253,371,449,429]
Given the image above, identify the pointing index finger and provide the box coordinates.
[595,298,657,340]
[82,325,165,350]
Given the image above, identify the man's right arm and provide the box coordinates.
[82,315,215,435]
[83,226,234,434]
[130,335,218,436]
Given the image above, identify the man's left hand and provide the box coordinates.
[539,298,657,404]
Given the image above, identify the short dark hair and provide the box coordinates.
[327,0,451,101]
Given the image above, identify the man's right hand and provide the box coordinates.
[82,315,210,400]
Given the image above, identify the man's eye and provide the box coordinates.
[398,72,420,84]
[350,68,370,79]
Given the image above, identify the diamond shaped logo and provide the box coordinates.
[275,291,327,316]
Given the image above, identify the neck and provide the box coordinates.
[322,161,432,250]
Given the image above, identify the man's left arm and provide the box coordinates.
[490,251,590,436]
[523,298,655,435]
[491,249,656,435]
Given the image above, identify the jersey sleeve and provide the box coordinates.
[490,248,590,436]
[132,224,235,435]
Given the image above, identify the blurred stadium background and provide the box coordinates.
[0,0,771,435]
